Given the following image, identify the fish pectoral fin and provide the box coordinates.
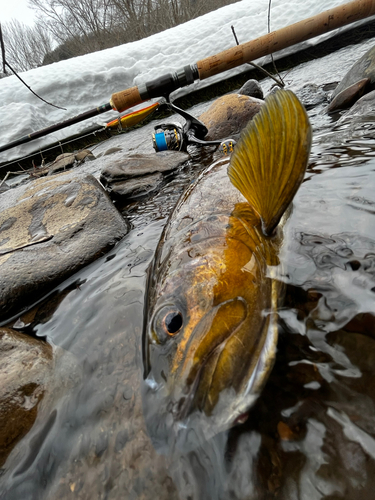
[227,89,312,235]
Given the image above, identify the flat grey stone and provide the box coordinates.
[109,172,164,200]
[0,170,129,320]
[100,151,189,185]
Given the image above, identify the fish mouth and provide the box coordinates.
[175,341,227,421]
[173,296,249,421]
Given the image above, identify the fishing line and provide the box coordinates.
[0,127,109,173]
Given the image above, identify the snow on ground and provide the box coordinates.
[0,0,368,162]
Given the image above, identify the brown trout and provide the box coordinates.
[142,90,311,449]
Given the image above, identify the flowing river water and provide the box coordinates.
[2,33,375,500]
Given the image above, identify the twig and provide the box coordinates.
[0,128,107,172]
[267,0,285,86]
[0,235,53,256]
[4,61,67,110]
[3,169,34,175]
[231,25,284,88]
[0,26,66,110]
[0,171,10,188]
[0,24,6,74]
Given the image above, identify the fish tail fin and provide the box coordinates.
[227,89,311,235]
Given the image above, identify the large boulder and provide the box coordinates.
[199,93,263,140]
[0,327,53,467]
[0,171,128,320]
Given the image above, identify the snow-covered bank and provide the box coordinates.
[0,0,369,162]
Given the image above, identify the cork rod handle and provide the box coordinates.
[110,86,144,113]
[197,0,375,80]
[109,0,375,112]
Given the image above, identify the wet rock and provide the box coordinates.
[101,151,189,183]
[75,149,95,162]
[330,44,375,108]
[100,151,189,200]
[337,89,375,123]
[0,171,128,320]
[48,152,76,175]
[0,182,10,194]
[328,78,369,112]
[199,94,263,140]
[238,79,264,99]
[0,327,53,467]
[108,172,164,200]
[295,83,327,110]
[47,149,95,175]
[103,147,123,156]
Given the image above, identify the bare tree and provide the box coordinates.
[26,0,239,64]
[29,0,119,52]
[1,19,54,72]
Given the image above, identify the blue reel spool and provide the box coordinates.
[152,125,182,152]
[153,131,169,151]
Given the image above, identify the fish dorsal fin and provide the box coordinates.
[227,89,312,235]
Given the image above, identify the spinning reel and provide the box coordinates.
[152,100,236,155]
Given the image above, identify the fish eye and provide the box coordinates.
[163,311,183,335]
[152,306,184,343]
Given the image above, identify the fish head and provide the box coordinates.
[143,233,277,451]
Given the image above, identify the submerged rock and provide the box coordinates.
[199,93,263,140]
[295,83,328,110]
[0,327,53,467]
[100,151,189,201]
[0,171,128,320]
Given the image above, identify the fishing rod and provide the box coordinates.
[0,0,374,155]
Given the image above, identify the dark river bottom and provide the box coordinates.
[2,35,375,500]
